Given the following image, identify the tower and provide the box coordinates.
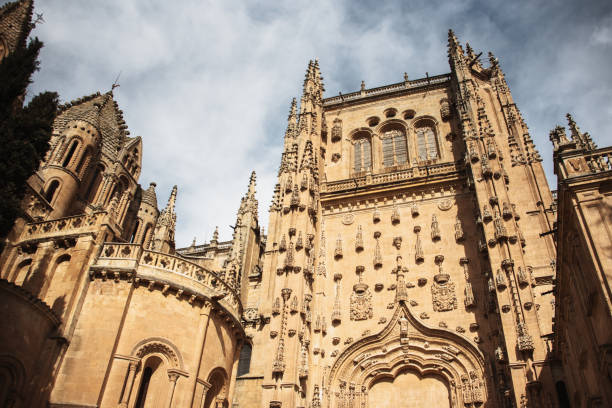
[241,32,560,408]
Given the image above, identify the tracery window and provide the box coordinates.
[416,124,439,161]
[382,129,408,167]
[353,138,372,173]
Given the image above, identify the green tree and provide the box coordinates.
[0,37,58,238]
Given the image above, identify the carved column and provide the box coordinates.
[166,371,179,408]
[188,300,213,407]
[197,381,212,408]
[119,360,140,407]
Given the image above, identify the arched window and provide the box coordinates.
[134,356,166,408]
[353,138,372,173]
[75,147,91,176]
[382,129,408,167]
[44,180,60,204]
[204,369,227,408]
[130,220,141,243]
[86,165,104,203]
[142,223,153,247]
[555,381,571,408]
[62,140,79,168]
[237,344,252,376]
[44,254,72,317]
[134,367,153,408]
[415,123,439,162]
[13,259,32,286]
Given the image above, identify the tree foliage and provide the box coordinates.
[0,37,58,238]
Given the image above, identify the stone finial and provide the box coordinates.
[211,226,219,244]
[488,51,499,69]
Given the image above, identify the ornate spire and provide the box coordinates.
[285,98,298,142]
[211,226,219,245]
[566,113,596,150]
[150,185,178,254]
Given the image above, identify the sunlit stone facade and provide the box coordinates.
[1,1,611,407]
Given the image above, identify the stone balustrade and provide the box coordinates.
[323,73,451,106]
[21,211,107,241]
[322,161,462,193]
[95,243,242,318]
[584,147,612,173]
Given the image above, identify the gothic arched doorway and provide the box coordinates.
[326,303,489,408]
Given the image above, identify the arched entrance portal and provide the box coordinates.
[326,303,489,408]
[369,370,450,408]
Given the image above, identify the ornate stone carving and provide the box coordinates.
[482,205,492,222]
[431,260,457,312]
[394,256,408,303]
[431,214,441,241]
[517,322,534,351]
[298,340,309,379]
[351,268,372,321]
[332,277,342,324]
[414,226,424,263]
[290,184,300,208]
[272,297,281,315]
[517,267,529,286]
[296,231,303,250]
[373,232,382,268]
[331,118,342,142]
[372,206,381,223]
[494,216,508,241]
[495,269,506,289]
[438,199,453,211]
[285,242,295,269]
[355,225,364,251]
[391,204,400,224]
[460,258,475,307]
[455,217,465,242]
[317,222,327,276]
[290,295,298,313]
[342,213,354,225]
[334,234,343,259]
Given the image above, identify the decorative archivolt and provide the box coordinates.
[372,118,409,138]
[131,337,184,370]
[325,302,488,408]
[347,127,374,144]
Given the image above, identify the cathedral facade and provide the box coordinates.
[1,1,611,408]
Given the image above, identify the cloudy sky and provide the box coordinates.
[14,0,612,246]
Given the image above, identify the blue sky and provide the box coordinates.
[12,0,612,245]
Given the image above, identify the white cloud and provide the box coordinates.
[12,0,612,245]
